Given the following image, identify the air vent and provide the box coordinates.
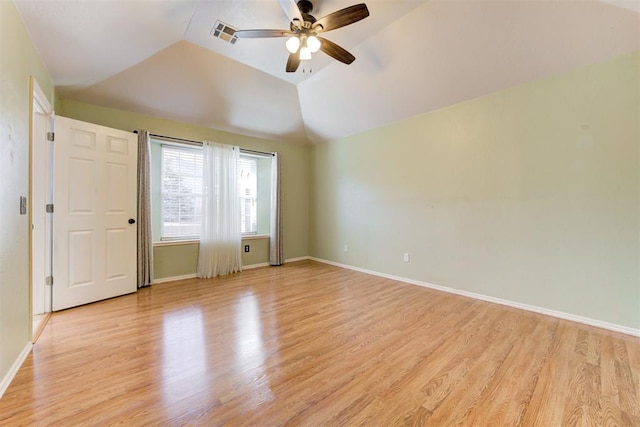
[211,21,238,44]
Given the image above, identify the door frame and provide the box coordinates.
[29,76,53,341]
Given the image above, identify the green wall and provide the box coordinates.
[310,52,640,330]
[58,100,309,279]
[0,0,54,386]
[153,238,270,280]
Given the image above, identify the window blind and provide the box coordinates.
[238,155,258,234]
[160,145,203,240]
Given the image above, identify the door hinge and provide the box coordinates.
[47,132,55,142]
[46,276,53,286]
[46,204,54,213]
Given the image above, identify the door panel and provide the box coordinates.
[68,158,95,213]
[68,230,94,287]
[106,162,128,212]
[53,116,137,311]
[106,229,128,279]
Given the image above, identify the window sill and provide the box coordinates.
[153,240,199,247]
[242,234,270,241]
[153,235,269,247]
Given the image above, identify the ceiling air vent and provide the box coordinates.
[211,21,238,44]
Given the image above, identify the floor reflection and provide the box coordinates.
[161,306,207,406]
[235,293,264,365]
[233,292,275,409]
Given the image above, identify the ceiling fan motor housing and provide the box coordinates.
[297,0,313,14]
[294,0,317,30]
[290,15,317,31]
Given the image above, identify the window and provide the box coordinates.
[160,145,203,240]
[151,139,271,242]
[238,156,258,234]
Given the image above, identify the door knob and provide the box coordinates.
[128,218,136,224]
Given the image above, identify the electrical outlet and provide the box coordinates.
[344,244,349,253]
[244,245,250,253]
[403,253,410,263]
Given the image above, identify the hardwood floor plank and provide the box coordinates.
[598,335,623,426]
[465,317,557,426]
[522,321,578,426]
[0,260,638,426]
[375,307,517,425]
[424,314,523,426]
[614,338,640,420]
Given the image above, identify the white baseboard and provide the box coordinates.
[309,257,640,337]
[243,262,270,270]
[285,256,310,263]
[152,273,197,284]
[0,342,33,399]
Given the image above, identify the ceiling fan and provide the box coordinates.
[234,0,370,73]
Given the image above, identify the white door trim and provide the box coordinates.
[29,77,53,337]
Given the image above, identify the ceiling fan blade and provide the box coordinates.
[318,37,355,64]
[279,0,304,25]
[313,4,370,33]
[286,51,301,72]
[235,29,293,39]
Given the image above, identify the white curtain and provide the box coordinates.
[270,152,284,266]
[197,142,242,278]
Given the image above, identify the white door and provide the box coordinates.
[52,116,138,311]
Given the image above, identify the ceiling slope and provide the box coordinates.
[15,0,199,87]
[63,41,308,144]
[298,0,640,143]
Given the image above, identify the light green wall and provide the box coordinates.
[153,243,200,279]
[0,0,54,384]
[153,238,270,279]
[57,100,309,279]
[241,237,270,266]
[310,52,640,329]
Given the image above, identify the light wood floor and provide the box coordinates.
[1,260,639,426]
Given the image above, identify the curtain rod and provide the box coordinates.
[134,131,275,157]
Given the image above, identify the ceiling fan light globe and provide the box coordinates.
[307,35,321,53]
[299,46,312,60]
[286,36,301,53]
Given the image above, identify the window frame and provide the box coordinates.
[159,143,203,242]
[238,154,259,236]
[150,139,272,244]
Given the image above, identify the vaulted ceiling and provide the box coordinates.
[15,0,640,145]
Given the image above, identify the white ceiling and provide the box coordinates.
[14,0,640,144]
